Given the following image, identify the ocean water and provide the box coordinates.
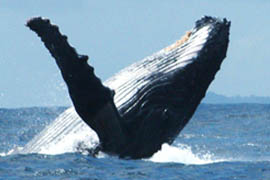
[1,104,270,179]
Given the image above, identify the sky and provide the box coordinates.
[1,1,270,108]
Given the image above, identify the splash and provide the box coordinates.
[149,143,225,165]
[0,152,7,157]
[0,147,23,157]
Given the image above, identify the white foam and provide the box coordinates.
[149,143,225,165]
[0,146,23,157]
[0,152,7,157]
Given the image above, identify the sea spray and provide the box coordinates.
[149,143,225,165]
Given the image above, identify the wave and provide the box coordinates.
[0,147,23,157]
[0,143,223,165]
[2,142,270,166]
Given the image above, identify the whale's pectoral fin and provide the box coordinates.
[26,17,127,153]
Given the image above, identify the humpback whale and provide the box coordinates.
[21,16,230,159]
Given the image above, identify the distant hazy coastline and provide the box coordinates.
[203,92,270,104]
[2,92,270,109]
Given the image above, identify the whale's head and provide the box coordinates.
[105,16,231,158]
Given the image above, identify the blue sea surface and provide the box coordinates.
[1,104,270,179]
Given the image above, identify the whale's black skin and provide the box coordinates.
[26,16,230,159]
